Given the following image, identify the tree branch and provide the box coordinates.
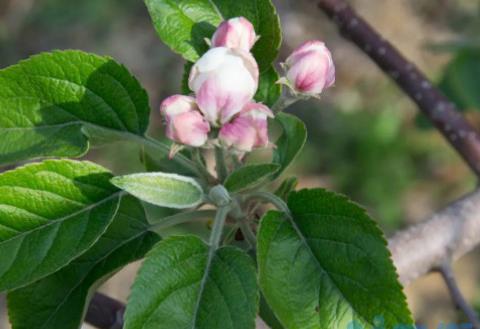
[389,189,480,285]
[86,293,124,329]
[438,264,480,329]
[317,0,480,177]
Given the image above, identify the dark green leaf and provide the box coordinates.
[7,196,160,329]
[439,48,480,111]
[272,113,307,178]
[0,160,121,292]
[0,50,150,165]
[255,66,281,107]
[259,294,285,329]
[225,163,279,193]
[144,0,281,71]
[257,188,414,329]
[181,61,194,94]
[124,235,258,329]
[111,172,204,209]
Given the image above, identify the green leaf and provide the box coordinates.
[225,163,279,193]
[255,66,282,107]
[181,61,194,94]
[0,50,150,165]
[7,196,160,329]
[257,189,414,329]
[439,48,480,111]
[124,235,258,329]
[272,113,307,178]
[111,172,204,209]
[0,159,121,292]
[144,0,281,71]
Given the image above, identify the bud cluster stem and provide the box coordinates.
[214,147,229,182]
[271,92,298,113]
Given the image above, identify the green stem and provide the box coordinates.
[214,147,228,183]
[149,210,216,231]
[245,191,290,214]
[271,92,298,113]
[238,218,257,249]
[209,205,231,249]
[193,149,216,184]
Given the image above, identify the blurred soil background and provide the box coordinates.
[1,0,480,328]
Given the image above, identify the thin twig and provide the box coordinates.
[438,264,480,329]
[317,0,480,177]
[86,293,124,329]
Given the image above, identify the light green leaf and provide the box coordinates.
[225,163,279,193]
[111,172,204,209]
[0,50,150,165]
[7,196,160,329]
[257,188,413,329]
[0,159,121,292]
[144,0,281,71]
[272,113,307,178]
[255,66,282,107]
[124,235,258,329]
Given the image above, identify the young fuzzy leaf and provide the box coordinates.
[0,160,121,292]
[0,50,151,165]
[144,0,281,71]
[257,189,414,329]
[7,196,160,329]
[111,172,204,209]
[272,113,307,178]
[124,235,258,329]
[225,163,280,193]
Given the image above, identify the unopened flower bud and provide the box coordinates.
[283,40,335,96]
[189,47,259,126]
[160,95,210,147]
[211,17,257,51]
[239,102,273,148]
[218,102,273,152]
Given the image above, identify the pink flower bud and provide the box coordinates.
[160,95,197,119]
[189,47,259,126]
[284,40,335,96]
[160,95,210,147]
[219,102,273,152]
[239,102,273,148]
[211,17,257,51]
[219,117,257,153]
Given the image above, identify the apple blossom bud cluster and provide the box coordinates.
[160,17,267,153]
[160,17,335,155]
[282,40,335,96]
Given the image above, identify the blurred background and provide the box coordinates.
[0,0,479,328]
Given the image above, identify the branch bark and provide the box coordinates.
[438,264,480,329]
[389,189,480,285]
[317,0,480,176]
